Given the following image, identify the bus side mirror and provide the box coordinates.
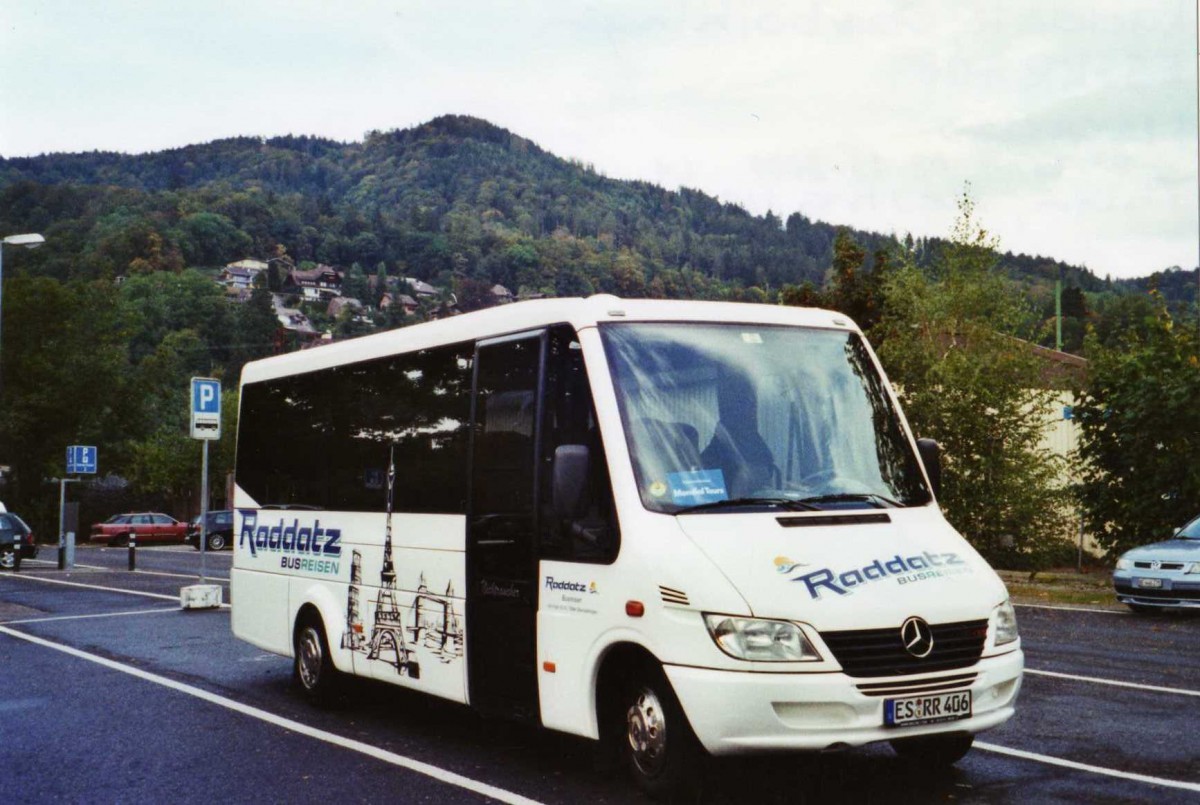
[916,438,941,498]
[553,445,591,519]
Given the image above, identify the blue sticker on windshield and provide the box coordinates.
[667,469,728,505]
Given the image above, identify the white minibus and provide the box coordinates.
[231,295,1022,797]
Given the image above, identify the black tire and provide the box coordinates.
[207,532,227,551]
[293,613,339,702]
[0,547,16,570]
[111,533,129,548]
[890,733,974,766]
[616,663,704,800]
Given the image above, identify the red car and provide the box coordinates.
[90,512,188,546]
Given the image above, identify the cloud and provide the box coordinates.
[0,0,1195,277]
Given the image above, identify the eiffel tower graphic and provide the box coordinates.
[365,444,419,678]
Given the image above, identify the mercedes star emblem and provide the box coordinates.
[900,616,934,658]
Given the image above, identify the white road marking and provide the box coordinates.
[0,625,543,805]
[132,569,230,582]
[976,741,1200,793]
[0,571,229,607]
[1025,668,1200,698]
[22,560,107,570]
[2,607,179,625]
[1012,602,1125,615]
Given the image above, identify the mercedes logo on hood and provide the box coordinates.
[900,616,934,658]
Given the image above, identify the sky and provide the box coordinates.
[1,0,1196,280]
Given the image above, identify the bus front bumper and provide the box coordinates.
[664,649,1022,756]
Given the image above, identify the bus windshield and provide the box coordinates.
[600,322,932,513]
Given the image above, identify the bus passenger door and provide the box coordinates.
[467,332,544,720]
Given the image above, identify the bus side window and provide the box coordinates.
[540,326,619,564]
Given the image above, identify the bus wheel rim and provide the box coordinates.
[298,628,323,689]
[627,687,667,775]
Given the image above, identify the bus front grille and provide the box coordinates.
[819,619,988,678]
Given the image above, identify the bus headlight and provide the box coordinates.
[703,614,821,662]
[992,599,1019,646]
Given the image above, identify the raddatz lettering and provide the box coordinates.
[792,551,969,600]
[544,577,588,593]
[238,510,342,559]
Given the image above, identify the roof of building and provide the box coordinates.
[227,259,268,271]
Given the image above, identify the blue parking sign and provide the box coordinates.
[191,377,222,440]
[67,445,97,474]
[193,378,221,414]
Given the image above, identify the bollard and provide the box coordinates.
[128,530,137,571]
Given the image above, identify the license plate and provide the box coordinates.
[884,691,972,728]
[1138,578,1164,589]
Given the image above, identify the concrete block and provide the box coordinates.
[180,583,223,610]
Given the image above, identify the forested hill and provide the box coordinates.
[0,114,1107,301]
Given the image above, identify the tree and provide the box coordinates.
[119,270,231,366]
[342,262,369,301]
[824,231,891,334]
[875,190,1071,568]
[1075,296,1200,556]
[0,278,129,533]
[176,212,252,267]
[779,281,825,308]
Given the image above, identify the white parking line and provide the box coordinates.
[1012,603,1125,615]
[0,571,230,607]
[0,625,543,805]
[2,607,179,625]
[1025,668,1200,698]
[976,741,1200,793]
[20,560,109,570]
[132,569,230,582]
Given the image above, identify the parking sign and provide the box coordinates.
[66,445,98,474]
[191,377,221,440]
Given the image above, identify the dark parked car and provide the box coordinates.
[1112,514,1200,612]
[187,509,234,551]
[90,512,188,546]
[0,511,35,569]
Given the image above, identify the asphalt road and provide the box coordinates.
[1,545,1197,803]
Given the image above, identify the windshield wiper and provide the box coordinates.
[795,492,905,509]
[675,497,821,514]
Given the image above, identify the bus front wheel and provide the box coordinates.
[617,665,703,799]
[293,613,338,701]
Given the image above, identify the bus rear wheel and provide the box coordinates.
[617,665,703,800]
[293,614,338,701]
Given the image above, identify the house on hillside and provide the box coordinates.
[327,296,372,324]
[490,284,514,304]
[222,259,268,289]
[271,294,320,339]
[380,292,419,316]
[284,265,344,300]
[401,277,440,299]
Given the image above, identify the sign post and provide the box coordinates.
[60,445,97,569]
[181,378,223,610]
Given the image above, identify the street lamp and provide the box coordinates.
[0,232,45,389]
